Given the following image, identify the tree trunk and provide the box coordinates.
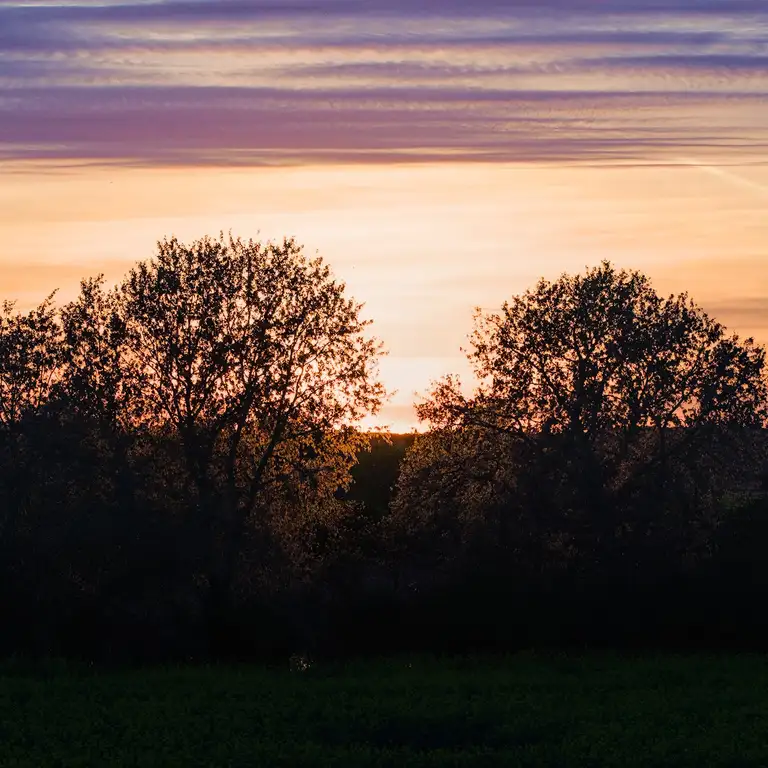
[204,493,247,660]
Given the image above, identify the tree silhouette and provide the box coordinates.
[116,233,386,648]
[3,253,768,660]
[0,295,60,427]
[58,276,140,430]
[0,297,62,610]
[410,262,768,574]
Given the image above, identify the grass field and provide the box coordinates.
[2,653,768,767]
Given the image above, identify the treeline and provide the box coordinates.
[1,235,767,663]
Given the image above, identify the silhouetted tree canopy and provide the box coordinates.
[399,262,768,577]
[3,252,768,662]
[0,233,387,658]
[0,295,60,427]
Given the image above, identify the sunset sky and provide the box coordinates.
[1,0,767,430]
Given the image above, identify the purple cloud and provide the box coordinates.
[1,0,766,166]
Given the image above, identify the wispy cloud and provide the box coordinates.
[1,0,766,165]
[703,298,768,329]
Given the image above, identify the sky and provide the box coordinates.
[1,0,767,430]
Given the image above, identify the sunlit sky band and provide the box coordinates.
[1,1,767,429]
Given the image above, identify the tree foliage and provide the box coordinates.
[0,233,386,659]
[0,295,60,427]
[2,252,768,661]
[117,235,385,616]
[404,262,768,573]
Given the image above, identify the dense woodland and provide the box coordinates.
[1,234,767,664]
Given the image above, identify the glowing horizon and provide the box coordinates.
[2,159,767,431]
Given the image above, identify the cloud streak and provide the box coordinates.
[703,298,768,329]
[1,0,766,166]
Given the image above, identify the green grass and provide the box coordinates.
[2,653,768,766]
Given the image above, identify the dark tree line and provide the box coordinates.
[389,263,768,652]
[0,234,385,661]
[1,242,767,663]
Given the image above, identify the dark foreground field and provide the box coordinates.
[2,653,768,767]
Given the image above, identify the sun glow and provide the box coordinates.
[1,160,767,430]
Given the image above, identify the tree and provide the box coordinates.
[117,233,386,647]
[57,275,141,430]
[413,262,768,573]
[56,275,145,547]
[0,295,60,428]
[0,296,62,599]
